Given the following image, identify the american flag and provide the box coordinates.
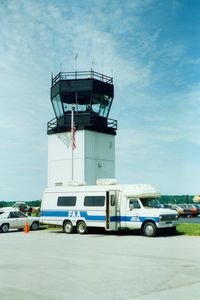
[71,125,76,150]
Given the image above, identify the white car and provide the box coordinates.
[0,210,40,233]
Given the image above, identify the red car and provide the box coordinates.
[187,204,198,217]
[173,204,192,217]
[193,204,200,215]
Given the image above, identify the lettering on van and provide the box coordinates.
[68,211,81,218]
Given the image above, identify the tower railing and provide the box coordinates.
[52,71,113,86]
[47,114,117,133]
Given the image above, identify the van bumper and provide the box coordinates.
[156,221,179,228]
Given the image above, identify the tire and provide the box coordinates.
[63,221,73,234]
[31,222,39,231]
[76,221,87,234]
[1,223,9,233]
[143,222,156,237]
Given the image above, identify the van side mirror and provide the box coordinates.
[129,204,134,210]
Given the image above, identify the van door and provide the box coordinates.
[126,198,140,229]
[106,191,118,231]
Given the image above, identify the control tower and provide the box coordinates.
[47,70,117,187]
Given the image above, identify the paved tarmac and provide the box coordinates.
[0,229,200,300]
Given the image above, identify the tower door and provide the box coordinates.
[106,191,118,231]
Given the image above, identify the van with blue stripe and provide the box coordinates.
[40,179,179,237]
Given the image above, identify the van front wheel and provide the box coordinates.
[143,222,156,237]
[76,221,87,234]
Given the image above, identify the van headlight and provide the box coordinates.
[159,215,163,221]
[176,214,179,219]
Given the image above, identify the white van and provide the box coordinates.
[40,180,179,237]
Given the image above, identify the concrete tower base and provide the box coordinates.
[48,130,115,187]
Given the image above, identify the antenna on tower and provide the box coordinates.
[90,60,94,78]
[75,53,78,78]
[51,72,53,85]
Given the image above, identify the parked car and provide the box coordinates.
[172,204,192,217]
[186,204,198,217]
[0,210,40,233]
[192,203,200,215]
[163,204,173,209]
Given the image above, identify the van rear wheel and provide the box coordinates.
[143,222,156,237]
[76,221,87,234]
[63,221,73,234]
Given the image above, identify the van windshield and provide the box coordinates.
[140,198,162,208]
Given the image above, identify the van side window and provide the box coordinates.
[129,198,141,209]
[84,196,105,207]
[111,194,116,206]
[57,196,76,207]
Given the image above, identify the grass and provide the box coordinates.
[176,223,200,236]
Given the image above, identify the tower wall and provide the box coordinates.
[48,130,115,187]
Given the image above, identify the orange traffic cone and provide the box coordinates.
[24,222,30,233]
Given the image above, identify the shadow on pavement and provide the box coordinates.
[47,226,183,238]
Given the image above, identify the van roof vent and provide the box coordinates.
[96,179,118,185]
[55,182,63,186]
[65,181,86,186]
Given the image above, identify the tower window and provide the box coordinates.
[52,94,64,118]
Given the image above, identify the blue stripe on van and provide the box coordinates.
[41,210,159,223]
[41,210,68,217]
[40,210,105,221]
[139,216,159,222]
[110,216,159,222]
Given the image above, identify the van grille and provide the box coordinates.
[160,214,177,221]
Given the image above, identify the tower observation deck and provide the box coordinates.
[48,70,117,135]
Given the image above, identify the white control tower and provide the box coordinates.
[47,71,117,187]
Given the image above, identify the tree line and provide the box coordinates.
[0,200,41,208]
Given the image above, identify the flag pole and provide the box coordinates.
[71,106,75,181]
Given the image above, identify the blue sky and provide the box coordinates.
[0,0,200,201]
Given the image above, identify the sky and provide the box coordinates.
[0,0,200,201]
